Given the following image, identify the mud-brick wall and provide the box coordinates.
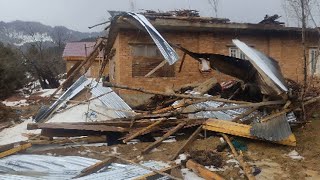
[111,29,308,99]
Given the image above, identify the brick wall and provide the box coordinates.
[66,59,109,78]
[110,29,315,97]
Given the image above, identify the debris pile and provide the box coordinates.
[1,11,320,180]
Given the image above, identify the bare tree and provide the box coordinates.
[21,26,62,89]
[51,26,71,49]
[207,0,219,18]
[282,0,317,87]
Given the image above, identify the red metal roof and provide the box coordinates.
[63,42,97,57]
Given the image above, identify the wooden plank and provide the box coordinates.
[30,136,106,145]
[170,125,202,160]
[40,129,105,138]
[0,142,32,158]
[123,119,165,143]
[112,155,182,180]
[74,157,116,178]
[221,134,255,180]
[186,159,225,180]
[134,165,180,180]
[144,60,167,77]
[29,123,128,132]
[142,122,186,154]
[203,119,296,146]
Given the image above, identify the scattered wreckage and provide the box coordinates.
[1,10,319,180]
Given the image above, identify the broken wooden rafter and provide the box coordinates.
[134,165,180,180]
[142,122,186,154]
[74,156,116,178]
[0,142,32,158]
[49,38,105,100]
[203,119,296,146]
[29,136,106,145]
[170,125,203,160]
[221,134,255,180]
[112,155,182,180]
[123,119,165,143]
[27,123,128,132]
[186,159,225,180]
[144,60,167,77]
[104,82,250,104]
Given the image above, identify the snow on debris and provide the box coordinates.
[2,99,29,107]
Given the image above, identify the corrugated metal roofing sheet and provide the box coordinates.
[233,39,288,94]
[0,155,169,180]
[127,13,179,65]
[90,82,133,118]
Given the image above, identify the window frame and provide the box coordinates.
[229,47,247,60]
[130,44,175,78]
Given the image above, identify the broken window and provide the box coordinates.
[229,47,247,60]
[309,48,320,75]
[131,44,175,77]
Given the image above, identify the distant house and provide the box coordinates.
[101,12,319,103]
[63,42,108,78]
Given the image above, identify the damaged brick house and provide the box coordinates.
[63,42,108,78]
[101,12,319,103]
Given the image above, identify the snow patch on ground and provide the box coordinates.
[174,153,187,164]
[287,150,304,160]
[38,89,58,97]
[2,99,29,107]
[0,117,40,145]
[181,168,204,180]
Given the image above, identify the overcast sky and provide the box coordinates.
[0,0,288,32]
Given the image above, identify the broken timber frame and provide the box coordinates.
[142,122,186,154]
[186,159,225,180]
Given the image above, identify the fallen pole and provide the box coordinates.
[104,82,250,104]
[221,134,255,180]
[112,155,182,180]
[142,122,186,154]
[73,157,116,178]
[123,119,165,143]
[186,159,225,180]
[170,125,202,160]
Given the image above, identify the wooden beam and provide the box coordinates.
[112,155,182,180]
[142,122,186,154]
[104,82,251,104]
[221,134,255,180]
[123,119,165,143]
[203,119,296,146]
[134,165,180,180]
[186,159,225,180]
[30,136,106,145]
[73,157,116,178]
[178,52,187,72]
[28,123,128,132]
[0,142,32,158]
[170,125,202,160]
[145,60,167,77]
